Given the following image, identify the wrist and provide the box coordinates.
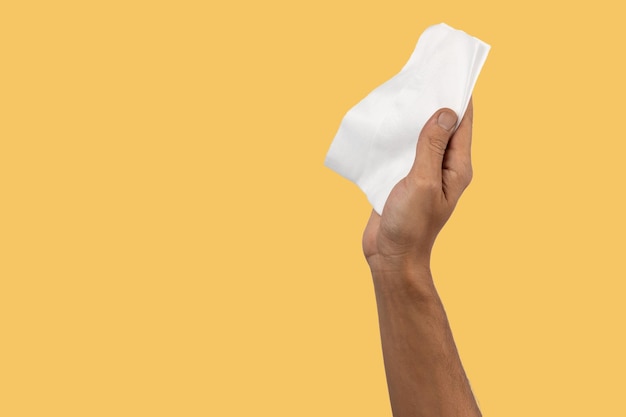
[367,250,431,278]
[368,255,439,302]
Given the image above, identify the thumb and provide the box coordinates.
[410,108,458,181]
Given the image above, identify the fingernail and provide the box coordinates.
[437,110,457,131]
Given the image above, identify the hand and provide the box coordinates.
[363,100,474,274]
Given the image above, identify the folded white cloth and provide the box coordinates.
[324,23,490,214]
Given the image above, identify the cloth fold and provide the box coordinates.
[324,23,490,214]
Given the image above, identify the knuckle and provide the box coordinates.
[427,135,449,156]
[412,175,440,192]
[456,175,472,193]
[462,166,473,186]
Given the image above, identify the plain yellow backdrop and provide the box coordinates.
[1,1,625,416]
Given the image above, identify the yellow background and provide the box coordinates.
[1,1,624,415]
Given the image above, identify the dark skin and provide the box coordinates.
[363,100,481,417]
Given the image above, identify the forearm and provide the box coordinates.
[371,264,481,417]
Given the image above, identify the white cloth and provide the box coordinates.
[324,23,490,214]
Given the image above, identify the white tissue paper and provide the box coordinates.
[324,23,490,214]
